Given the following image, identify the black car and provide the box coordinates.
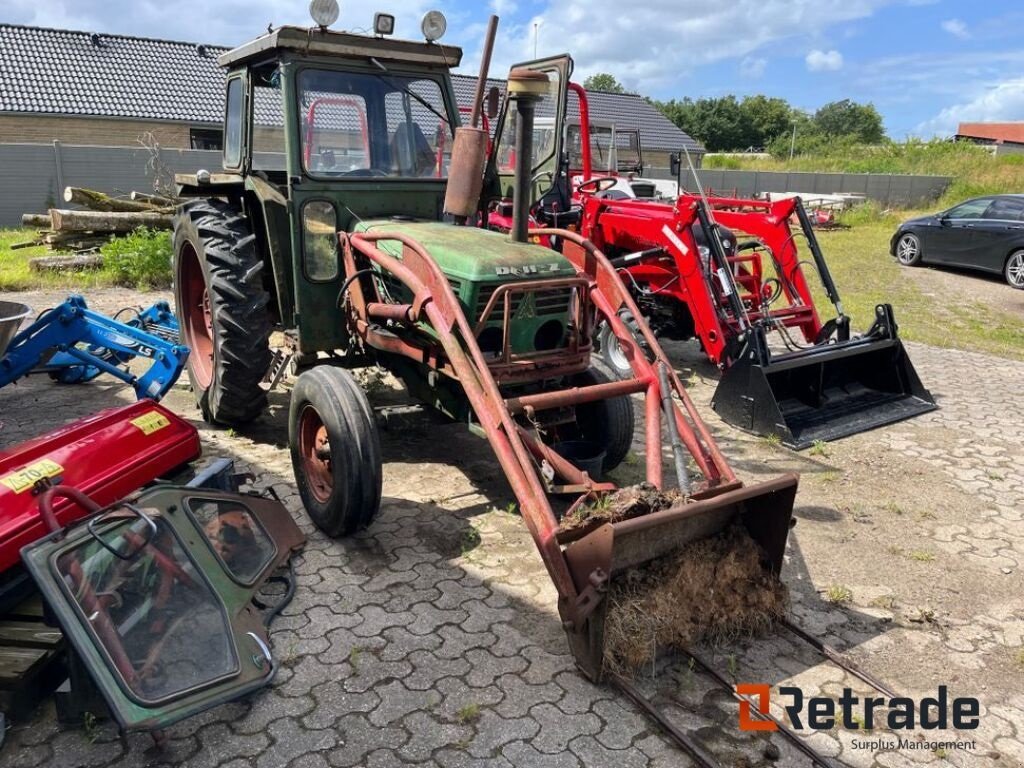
[891,194,1024,289]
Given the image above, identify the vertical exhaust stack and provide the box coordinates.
[442,15,499,224]
[507,68,548,242]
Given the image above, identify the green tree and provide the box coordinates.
[738,95,795,147]
[813,99,885,143]
[583,73,625,93]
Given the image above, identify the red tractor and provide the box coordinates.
[482,56,936,449]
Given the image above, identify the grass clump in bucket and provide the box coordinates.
[602,523,789,674]
[558,483,685,536]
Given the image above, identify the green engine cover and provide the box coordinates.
[354,220,578,355]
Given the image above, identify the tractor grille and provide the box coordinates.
[475,283,572,321]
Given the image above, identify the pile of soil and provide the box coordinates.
[602,523,789,674]
[558,483,685,536]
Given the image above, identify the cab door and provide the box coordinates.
[488,55,573,205]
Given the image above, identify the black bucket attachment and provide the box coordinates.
[560,474,799,680]
[713,304,937,449]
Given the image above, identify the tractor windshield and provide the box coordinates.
[298,69,453,179]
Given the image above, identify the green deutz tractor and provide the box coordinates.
[173,5,798,678]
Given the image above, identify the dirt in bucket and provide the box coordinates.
[558,482,685,536]
[602,523,789,674]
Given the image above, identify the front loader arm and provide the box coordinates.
[0,296,189,401]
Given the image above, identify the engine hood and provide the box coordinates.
[353,220,576,283]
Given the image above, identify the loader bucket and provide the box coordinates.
[0,301,31,358]
[713,307,937,450]
[561,474,799,680]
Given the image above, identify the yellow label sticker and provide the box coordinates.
[1,459,64,494]
[130,411,171,436]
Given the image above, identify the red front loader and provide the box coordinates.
[483,56,936,449]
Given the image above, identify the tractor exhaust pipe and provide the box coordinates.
[443,16,499,224]
[507,68,549,242]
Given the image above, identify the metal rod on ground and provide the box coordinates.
[683,650,837,768]
[469,15,498,128]
[658,361,690,494]
[610,674,721,768]
[781,619,900,699]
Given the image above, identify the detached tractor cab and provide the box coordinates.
[173,9,798,678]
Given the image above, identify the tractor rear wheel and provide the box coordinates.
[289,367,382,537]
[572,365,636,473]
[173,199,272,425]
[598,311,650,380]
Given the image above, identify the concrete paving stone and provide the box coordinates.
[460,648,528,688]
[433,624,498,659]
[318,626,387,665]
[253,716,337,768]
[397,711,473,762]
[366,679,442,727]
[377,625,445,662]
[304,682,381,730]
[431,578,493,610]
[551,670,615,715]
[287,754,331,768]
[501,739,584,768]
[494,673,567,718]
[528,702,602,753]
[350,605,416,639]
[326,714,410,768]
[341,652,413,694]
[402,650,473,691]
[432,676,505,721]
[407,601,468,636]
[230,693,317,735]
[591,698,649,750]
[464,710,540,759]
[568,735,651,768]
[191,722,271,768]
[433,748,515,768]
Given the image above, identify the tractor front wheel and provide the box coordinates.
[173,199,272,425]
[289,367,382,537]
[571,365,636,473]
[598,310,650,380]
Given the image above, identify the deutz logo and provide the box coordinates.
[495,263,562,276]
[515,293,537,319]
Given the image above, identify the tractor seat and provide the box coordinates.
[391,122,437,177]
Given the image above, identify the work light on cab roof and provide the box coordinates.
[308,0,340,29]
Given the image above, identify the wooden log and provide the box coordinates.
[10,239,43,250]
[130,190,176,207]
[63,186,157,213]
[49,209,172,233]
[21,213,52,228]
[29,254,104,272]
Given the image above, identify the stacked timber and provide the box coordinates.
[17,187,178,269]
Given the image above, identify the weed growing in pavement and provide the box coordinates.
[825,585,853,604]
[761,433,783,449]
[455,703,481,724]
[908,550,936,562]
[809,440,830,457]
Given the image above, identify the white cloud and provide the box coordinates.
[477,0,886,93]
[739,56,766,78]
[917,78,1024,136]
[805,49,844,71]
[941,18,969,39]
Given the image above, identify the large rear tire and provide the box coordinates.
[572,366,636,473]
[173,199,272,425]
[289,367,382,537]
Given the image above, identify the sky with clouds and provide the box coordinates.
[3,0,1022,138]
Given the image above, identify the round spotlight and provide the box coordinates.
[421,10,447,42]
[309,0,340,28]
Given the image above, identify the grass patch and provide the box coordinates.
[824,584,853,604]
[455,703,481,724]
[908,550,936,562]
[0,226,171,292]
[808,223,1024,360]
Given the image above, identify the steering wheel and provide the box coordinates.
[531,170,554,187]
[342,168,389,178]
[576,176,619,195]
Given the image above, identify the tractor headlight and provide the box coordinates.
[309,0,340,29]
[421,10,447,42]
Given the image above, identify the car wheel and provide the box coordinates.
[895,232,923,266]
[1005,250,1024,290]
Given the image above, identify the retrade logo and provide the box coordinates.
[736,684,980,733]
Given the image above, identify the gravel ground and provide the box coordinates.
[0,287,1021,768]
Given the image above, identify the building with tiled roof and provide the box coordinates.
[0,23,702,168]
